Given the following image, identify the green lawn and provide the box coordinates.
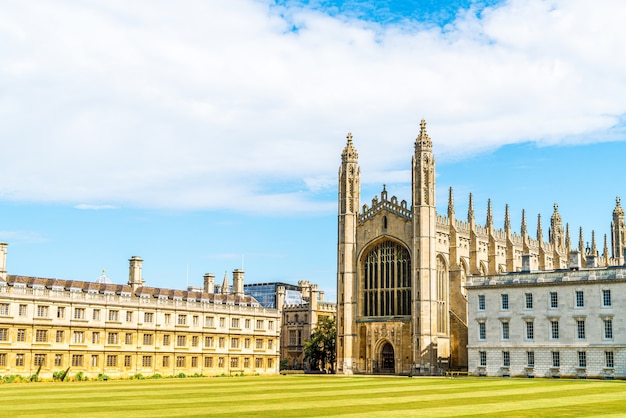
[1,375,625,417]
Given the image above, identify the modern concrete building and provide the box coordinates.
[336,120,626,375]
[0,244,280,380]
[466,254,626,379]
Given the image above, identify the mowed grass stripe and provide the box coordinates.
[2,376,625,417]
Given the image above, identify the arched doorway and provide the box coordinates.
[381,342,395,373]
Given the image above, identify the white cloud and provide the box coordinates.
[0,0,625,213]
[74,204,117,210]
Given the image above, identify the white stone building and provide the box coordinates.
[466,254,626,379]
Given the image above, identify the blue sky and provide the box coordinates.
[1,0,626,300]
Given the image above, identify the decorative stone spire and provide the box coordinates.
[486,199,493,229]
[504,204,511,233]
[468,193,474,224]
[341,132,359,163]
[614,196,624,217]
[415,119,432,151]
[591,230,598,256]
[536,214,543,242]
[549,202,564,250]
[579,227,585,255]
[521,209,527,238]
[221,271,230,295]
[565,223,571,252]
[604,233,609,259]
[448,187,455,218]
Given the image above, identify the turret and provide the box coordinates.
[203,273,215,293]
[232,269,244,296]
[128,256,144,291]
[611,196,625,263]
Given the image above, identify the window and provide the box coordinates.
[107,355,117,367]
[92,332,100,344]
[108,310,119,321]
[525,321,534,340]
[577,320,586,339]
[604,319,613,339]
[479,351,487,367]
[219,337,225,348]
[244,357,250,368]
[268,321,274,331]
[255,358,263,368]
[575,291,584,308]
[16,353,24,367]
[218,357,224,368]
[205,336,213,347]
[256,320,264,329]
[550,320,559,339]
[125,333,132,345]
[176,356,185,367]
[289,330,296,345]
[74,308,85,319]
[107,332,119,345]
[19,304,27,316]
[191,357,198,368]
[57,306,65,318]
[255,339,263,349]
[193,316,199,326]
[205,316,214,327]
[244,338,250,349]
[144,312,154,323]
[552,351,560,368]
[501,294,509,310]
[177,335,186,347]
[245,319,251,329]
[606,351,615,368]
[527,351,535,368]
[73,331,84,344]
[501,322,509,340]
[163,356,170,367]
[578,351,586,368]
[34,354,46,366]
[17,329,26,342]
[231,318,240,328]
[36,305,49,318]
[204,357,213,367]
[0,303,9,315]
[142,356,152,367]
[502,351,510,367]
[231,338,239,348]
[603,289,612,307]
[0,328,6,341]
[230,357,239,368]
[93,309,101,321]
[550,292,558,308]
[35,329,48,343]
[124,356,132,367]
[268,339,273,350]
[143,334,153,345]
[163,335,170,346]
[126,311,133,322]
[56,330,64,343]
[164,314,171,325]
[525,293,533,309]
[91,355,98,367]
[219,317,225,327]
[478,295,485,311]
[0,353,5,367]
[177,314,187,325]
[192,336,199,347]
[54,354,63,367]
[72,354,83,367]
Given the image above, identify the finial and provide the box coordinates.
[554,203,558,212]
[468,193,474,223]
[341,132,359,163]
[486,199,493,228]
[415,118,432,150]
[521,209,527,236]
[537,213,543,241]
[504,204,510,231]
[591,230,597,255]
[347,132,353,143]
[448,187,455,217]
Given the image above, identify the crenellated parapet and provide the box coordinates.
[358,186,411,223]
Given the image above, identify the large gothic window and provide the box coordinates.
[362,240,411,316]
[436,255,448,334]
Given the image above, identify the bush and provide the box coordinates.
[131,373,145,380]
[97,373,109,381]
[150,374,162,379]
[74,372,87,382]
[175,373,186,379]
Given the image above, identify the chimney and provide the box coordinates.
[0,242,7,281]
[128,256,144,291]
[521,254,531,273]
[310,284,319,311]
[569,250,581,270]
[276,286,285,310]
[203,273,215,293]
[319,290,325,302]
[232,269,244,296]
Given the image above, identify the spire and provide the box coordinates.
[448,187,455,218]
[504,204,511,232]
[579,227,585,254]
[591,230,598,256]
[341,132,359,163]
[486,199,493,229]
[565,223,571,251]
[521,209,527,237]
[536,213,543,242]
[604,233,609,258]
[468,193,474,224]
[221,271,230,295]
[614,196,624,217]
[415,119,432,151]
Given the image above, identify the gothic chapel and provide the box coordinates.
[336,120,626,375]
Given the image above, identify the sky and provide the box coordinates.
[1,0,626,301]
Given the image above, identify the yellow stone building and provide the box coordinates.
[336,120,626,375]
[0,245,280,379]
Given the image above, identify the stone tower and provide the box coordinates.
[336,132,360,375]
[611,197,625,264]
[128,256,144,291]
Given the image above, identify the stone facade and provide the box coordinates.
[0,247,280,380]
[336,120,626,375]
[466,262,626,379]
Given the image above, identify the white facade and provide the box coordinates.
[467,262,626,379]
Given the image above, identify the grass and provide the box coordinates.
[1,375,625,417]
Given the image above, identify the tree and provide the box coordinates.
[303,316,336,373]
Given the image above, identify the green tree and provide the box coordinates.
[303,316,336,373]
